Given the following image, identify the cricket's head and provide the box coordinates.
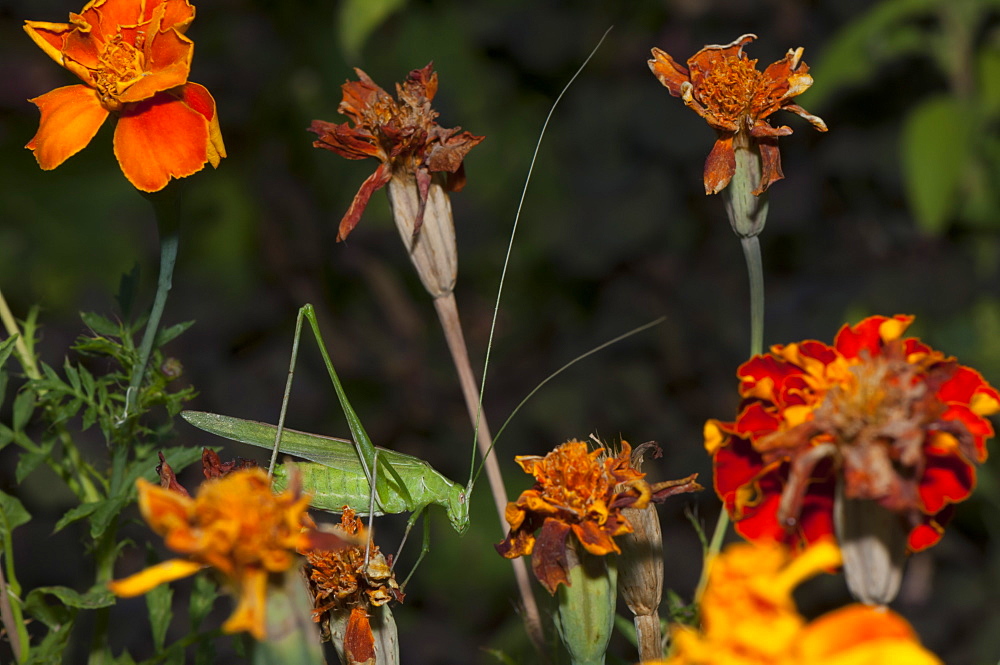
[446,485,471,535]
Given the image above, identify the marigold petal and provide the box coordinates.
[345,606,376,664]
[531,518,571,595]
[796,605,942,665]
[143,0,196,34]
[180,82,226,165]
[26,85,109,170]
[918,452,975,513]
[222,567,268,640]
[648,47,689,97]
[117,29,193,103]
[95,0,144,36]
[754,136,783,194]
[571,520,620,557]
[136,477,194,536]
[108,558,203,597]
[113,90,210,191]
[703,134,735,195]
[337,162,392,241]
[23,20,75,66]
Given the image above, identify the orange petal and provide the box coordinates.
[797,605,941,664]
[94,0,144,36]
[136,477,195,535]
[117,28,193,103]
[23,20,75,65]
[648,47,690,97]
[26,85,109,170]
[345,607,376,665]
[108,558,203,597]
[180,82,226,165]
[113,91,210,192]
[142,0,196,35]
[222,567,268,640]
[704,134,736,194]
[572,520,620,556]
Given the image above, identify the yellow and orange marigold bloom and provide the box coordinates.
[648,34,826,195]
[310,63,484,242]
[705,315,1000,553]
[496,440,700,594]
[24,0,225,192]
[108,468,340,641]
[651,540,941,665]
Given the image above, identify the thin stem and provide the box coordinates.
[124,192,181,421]
[432,293,546,657]
[695,235,765,602]
[741,235,765,357]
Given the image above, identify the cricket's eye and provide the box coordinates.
[459,491,467,504]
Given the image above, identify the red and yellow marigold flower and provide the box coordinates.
[705,315,1000,553]
[310,63,484,242]
[24,0,225,192]
[496,440,700,594]
[650,540,942,665]
[648,34,826,195]
[108,468,342,640]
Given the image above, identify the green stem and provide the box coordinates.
[741,235,765,357]
[124,192,181,421]
[695,236,766,603]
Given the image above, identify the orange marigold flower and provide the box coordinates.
[496,440,700,594]
[651,540,942,665]
[109,468,329,640]
[24,0,226,192]
[310,63,484,242]
[300,507,403,641]
[705,315,1000,553]
[648,34,826,195]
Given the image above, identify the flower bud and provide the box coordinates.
[834,480,907,606]
[556,541,617,665]
[723,132,770,238]
[387,171,458,299]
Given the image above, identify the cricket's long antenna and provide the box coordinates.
[471,316,665,488]
[467,25,614,487]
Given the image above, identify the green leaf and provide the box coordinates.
[80,311,122,337]
[24,614,76,665]
[155,320,195,347]
[0,334,18,369]
[803,0,937,109]
[189,572,221,630]
[0,490,32,532]
[16,449,48,483]
[901,95,971,233]
[12,388,36,432]
[90,493,130,539]
[338,0,408,59]
[0,424,13,450]
[54,501,101,533]
[979,46,1000,117]
[146,576,173,652]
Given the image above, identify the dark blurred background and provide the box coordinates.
[2,0,1000,662]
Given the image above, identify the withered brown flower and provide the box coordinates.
[496,440,700,594]
[310,63,484,242]
[648,34,826,195]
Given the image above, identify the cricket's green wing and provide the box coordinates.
[180,411,466,522]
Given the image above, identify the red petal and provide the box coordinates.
[531,518,571,595]
[918,452,975,513]
[113,90,210,191]
[337,162,392,242]
[26,85,109,170]
[704,134,736,194]
[754,137,783,195]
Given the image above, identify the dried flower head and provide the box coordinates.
[24,0,226,191]
[310,63,484,242]
[648,34,826,195]
[109,468,348,640]
[705,315,1000,553]
[496,440,700,594]
[652,540,942,665]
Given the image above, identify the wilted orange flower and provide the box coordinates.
[705,315,1000,553]
[108,468,342,640]
[24,0,225,192]
[300,507,403,640]
[648,34,826,195]
[310,63,484,241]
[496,440,700,594]
[650,540,942,665]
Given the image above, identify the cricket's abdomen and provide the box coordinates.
[273,462,410,515]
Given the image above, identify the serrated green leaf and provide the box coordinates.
[24,613,76,664]
[0,490,32,532]
[24,588,75,629]
[27,584,115,612]
[64,360,81,392]
[0,424,13,450]
[901,95,971,233]
[12,389,36,432]
[80,311,122,337]
[803,0,937,109]
[54,501,102,533]
[338,0,407,59]
[155,320,195,347]
[189,571,220,630]
[0,334,18,369]
[146,578,173,651]
[90,493,130,539]
[16,449,47,483]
